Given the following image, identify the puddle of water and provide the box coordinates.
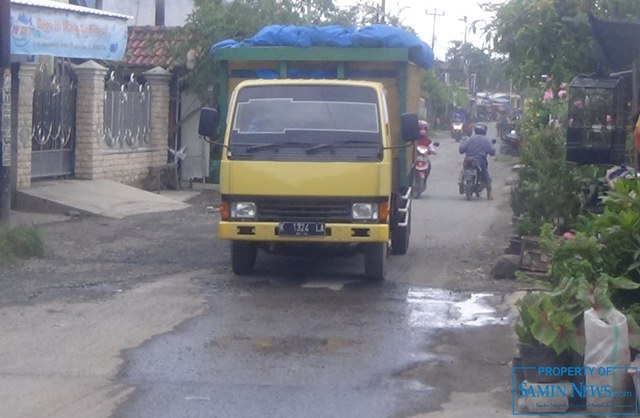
[302,279,360,291]
[407,287,508,329]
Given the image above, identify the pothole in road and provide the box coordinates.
[406,287,509,329]
[208,334,357,356]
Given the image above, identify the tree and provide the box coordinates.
[173,0,421,105]
[176,0,357,102]
[483,0,640,90]
[445,42,492,93]
[421,70,448,128]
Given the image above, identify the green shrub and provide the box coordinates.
[0,225,45,265]
[592,178,640,281]
[519,97,568,140]
[511,128,581,235]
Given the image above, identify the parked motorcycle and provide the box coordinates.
[458,158,488,201]
[411,142,439,199]
[500,130,522,156]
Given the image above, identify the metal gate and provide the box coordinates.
[31,60,77,178]
[103,72,151,150]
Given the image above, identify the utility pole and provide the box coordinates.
[380,0,385,23]
[459,16,468,45]
[425,8,445,57]
[0,0,10,223]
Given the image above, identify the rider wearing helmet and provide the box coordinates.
[458,123,496,199]
[416,120,433,148]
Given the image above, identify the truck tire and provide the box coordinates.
[390,205,410,255]
[231,241,257,275]
[364,242,387,280]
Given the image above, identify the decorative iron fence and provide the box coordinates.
[31,61,76,178]
[103,72,151,149]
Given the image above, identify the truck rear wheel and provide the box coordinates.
[231,241,257,275]
[364,242,387,281]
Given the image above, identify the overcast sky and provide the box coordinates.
[336,0,503,60]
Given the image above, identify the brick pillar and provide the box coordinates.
[143,66,172,166]
[74,60,108,180]
[16,62,38,190]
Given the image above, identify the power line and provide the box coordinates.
[425,8,445,57]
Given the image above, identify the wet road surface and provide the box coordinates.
[113,127,521,418]
[116,276,510,418]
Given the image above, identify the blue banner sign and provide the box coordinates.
[10,6,128,60]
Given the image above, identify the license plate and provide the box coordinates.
[463,169,477,176]
[278,222,326,237]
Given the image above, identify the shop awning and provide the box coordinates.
[10,0,131,60]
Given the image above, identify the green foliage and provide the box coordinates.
[625,304,640,350]
[451,82,469,109]
[174,0,411,102]
[444,43,494,93]
[519,97,568,140]
[540,223,611,283]
[421,70,448,123]
[515,273,640,355]
[515,289,584,355]
[484,0,595,89]
[177,0,301,102]
[591,178,640,281]
[482,0,640,90]
[516,209,640,355]
[510,129,581,235]
[514,214,545,237]
[0,225,44,265]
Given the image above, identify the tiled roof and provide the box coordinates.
[124,26,186,69]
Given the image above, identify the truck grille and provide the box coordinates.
[256,198,353,222]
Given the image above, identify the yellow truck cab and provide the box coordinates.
[199,46,422,280]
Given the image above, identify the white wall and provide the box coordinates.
[179,92,209,181]
[101,0,194,26]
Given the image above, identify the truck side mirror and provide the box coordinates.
[198,107,220,138]
[400,113,419,142]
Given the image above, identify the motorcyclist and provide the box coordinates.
[496,110,509,137]
[415,120,436,154]
[458,123,496,200]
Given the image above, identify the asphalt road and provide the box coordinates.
[0,124,526,418]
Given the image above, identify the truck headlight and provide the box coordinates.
[231,202,256,219]
[352,203,378,221]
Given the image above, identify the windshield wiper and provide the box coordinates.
[306,140,378,153]
[306,143,334,154]
[336,139,377,146]
[246,143,278,152]
[245,141,308,152]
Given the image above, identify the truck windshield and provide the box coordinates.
[229,85,382,162]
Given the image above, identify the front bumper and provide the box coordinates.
[219,221,389,243]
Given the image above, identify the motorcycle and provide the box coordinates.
[458,158,487,201]
[411,143,438,199]
[451,120,464,142]
[500,130,522,156]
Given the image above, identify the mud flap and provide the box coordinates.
[390,188,411,255]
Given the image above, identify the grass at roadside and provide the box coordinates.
[0,225,44,266]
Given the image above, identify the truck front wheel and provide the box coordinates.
[364,242,387,281]
[231,241,257,275]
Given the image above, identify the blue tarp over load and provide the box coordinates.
[210,24,435,70]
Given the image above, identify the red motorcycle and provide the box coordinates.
[412,143,438,199]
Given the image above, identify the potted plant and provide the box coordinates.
[515,290,581,383]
